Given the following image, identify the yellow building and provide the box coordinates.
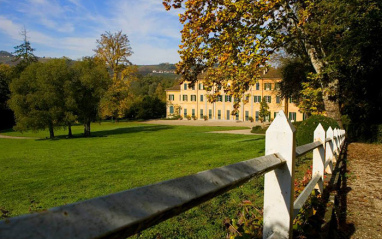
[166,77,305,123]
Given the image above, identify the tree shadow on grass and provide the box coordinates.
[37,125,174,141]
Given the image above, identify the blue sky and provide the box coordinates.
[0,0,183,64]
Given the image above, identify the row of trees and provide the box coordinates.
[9,58,109,138]
[164,0,382,141]
[0,31,175,138]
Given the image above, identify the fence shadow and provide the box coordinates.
[316,142,355,239]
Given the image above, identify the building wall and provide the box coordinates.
[166,78,304,122]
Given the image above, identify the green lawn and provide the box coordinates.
[1,122,269,237]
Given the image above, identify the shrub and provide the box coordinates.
[292,121,303,130]
[251,125,267,134]
[166,115,181,120]
[192,115,197,120]
[248,116,254,122]
[296,115,340,146]
[203,115,208,121]
[186,115,191,120]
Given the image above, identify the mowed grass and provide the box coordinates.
[0,122,268,237]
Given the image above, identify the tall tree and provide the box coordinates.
[94,31,132,77]
[9,59,71,138]
[163,0,382,127]
[94,31,137,120]
[67,57,110,137]
[13,27,38,72]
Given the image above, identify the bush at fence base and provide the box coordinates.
[296,115,340,146]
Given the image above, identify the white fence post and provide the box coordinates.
[263,110,296,239]
[325,127,334,174]
[313,124,325,193]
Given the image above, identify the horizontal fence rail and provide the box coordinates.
[295,141,323,158]
[0,111,346,239]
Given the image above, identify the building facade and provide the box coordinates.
[166,78,305,122]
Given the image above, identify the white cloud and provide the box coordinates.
[0,0,184,64]
[131,43,180,65]
[0,16,21,40]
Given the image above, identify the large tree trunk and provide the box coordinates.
[48,124,55,139]
[304,41,343,128]
[84,121,91,137]
[68,124,72,138]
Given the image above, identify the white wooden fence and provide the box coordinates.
[0,110,345,239]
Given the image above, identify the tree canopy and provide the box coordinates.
[164,0,382,128]
[67,57,110,136]
[94,31,137,120]
[9,59,71,138]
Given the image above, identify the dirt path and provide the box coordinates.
[207,129,259,135]
[342,143,382,238]
[0,134,38,139]
[143,119,265,127]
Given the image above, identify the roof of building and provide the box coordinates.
[165,67,282,91]
[165,85,181,91]
[261,67,282,78]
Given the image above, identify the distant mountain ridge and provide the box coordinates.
[0,51,13,57]
[1,50,177,72]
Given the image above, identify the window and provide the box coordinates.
[200,109,203,118]
[289,97,294,103]
[192,109,195,117]
[245,96,249,101]
[169,106,174,114]
[255,111,259,121]
[184,109,187,117]
[199,83,204,90]
[182,95,188,101]
[217,95,223,102]
[209,109,212,119]
[254,96,261,103]
[217,84,222,90]
[226,110,230,120]
[169,94,174,101]
[191,95,196,101]
[245,111,249,121]
[264,96,272,103]
[276,95,281,104]
[200,95,204,102]
[264,83,272,90]
[225,95,232,102]
[274,112,277,119]
[218,110,221,119]
[191,85,195,90]
[236,113,239,120]
[234,97,240,102]
[275,82,281,90]
[184,83,187,90]
[289,112,296,122]
[303,113,307,121]
[256,83,260,90]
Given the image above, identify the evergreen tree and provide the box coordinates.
[13,27,38,72]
